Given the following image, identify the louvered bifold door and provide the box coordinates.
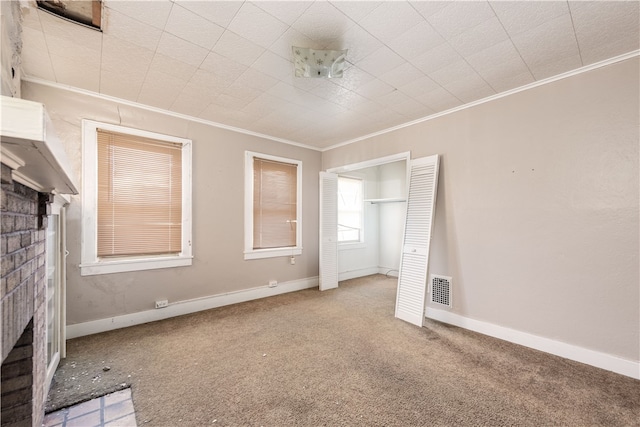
[319,172,338,291]
[395,155,440,326]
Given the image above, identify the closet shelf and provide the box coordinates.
[364,198,406,204]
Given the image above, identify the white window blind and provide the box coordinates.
[253,157,297,249]
[97,129,182,257]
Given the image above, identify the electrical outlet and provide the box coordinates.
[155,299,169,309]
[290,256,295,265]
[268,280,277,288]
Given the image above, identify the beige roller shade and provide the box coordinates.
[97,129,182,257]
[253,157,297,249]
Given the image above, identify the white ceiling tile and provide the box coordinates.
[51,59,100,92]
[228,2,289,49]
[355,78,395,100]
[429,60,478,87]
[188,69,231,97]
[234,68,279,92]
[448,17,509,58]
[103,8,162,51]
[20,35,56,81]
[101,35,154,73]
[100,71,145,101]
[491,1,569,37]
[485,71,535,94]
[443,75,495,104]
[44,33,101,67]
[356,46,406,76]
[359,2,424,42]
[164,4,225,50]
[411,43,461,75]
[329,1,382,22]
[137,69,188,110]
[388,21,445,61]
[243,93,288,119]
[410,1,451,19]
[570,1,640,64]
[156,32,209,67]
[292,77,324,92]
[269,28,315,61]
[173,1,243,28]
[200,52,248,85]
[529,54,582,80]
[252,50,294,82]
[378,63,423,89]
[222,82,262,103]
[170,84,211,118]
[334,25,384,63]
[291,2,354,41]
[415,87,462,112]
[211,93,251,110]
[334,66,375,92]
[38,8,102,51]
[149,53,197,80]
[511,13,580,70]
[254,1,312,26]
[426,1,495,40]
[398,76,441,99]
[466,39,529,76]
[213,31,265,67]
[104,0,173,30]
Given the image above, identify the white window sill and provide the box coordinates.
[338,242,366,250]
[80,255,193,276]
[244,247,302,260]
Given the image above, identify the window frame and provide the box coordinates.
[337,174,365,247]
[244,151,302,260]
[80,120,193,276]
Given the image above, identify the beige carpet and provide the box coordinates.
[47,275,639,426]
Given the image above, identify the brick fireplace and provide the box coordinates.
[1,163,49,427]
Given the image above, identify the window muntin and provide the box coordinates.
[245,151,302,260]
[81,120,192,276]
[338,176,363,243]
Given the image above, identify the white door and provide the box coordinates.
[395,155,440,326]
[45,196,68,391]
[319,172,338,291]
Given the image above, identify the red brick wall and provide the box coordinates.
[1,163,48,427]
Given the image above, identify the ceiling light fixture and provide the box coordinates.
[292,47,347,79]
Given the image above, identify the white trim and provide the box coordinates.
[244,151,303,260]
[0,146,26,169]
[338,267,380,281]
[327,152,411,174]
[80,120,193,275]
[426,308,640,380]
[21,76,321,152]
[11,170,48,192]
[321,50,640,152]
[66,276,319,339]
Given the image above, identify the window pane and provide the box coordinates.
[338,176,363,242]
[97,129,182,257]
[253,158,297,249]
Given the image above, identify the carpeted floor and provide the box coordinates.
[47,275,639,426]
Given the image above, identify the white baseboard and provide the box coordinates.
[426,308,640,380]
[66,277,318,339]
[338,267,380,281]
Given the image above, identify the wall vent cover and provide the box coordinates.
[430,275,452,307]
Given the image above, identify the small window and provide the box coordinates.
[338,176,363,243]
[81,121,192,275]
[245,151,302,260]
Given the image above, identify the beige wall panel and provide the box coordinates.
[322,58,639,362]
[22,81,321,325]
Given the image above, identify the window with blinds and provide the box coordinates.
[337,176,363,243]
[253,157,297,249]
[244,151,302,260]
[97,129,182,257]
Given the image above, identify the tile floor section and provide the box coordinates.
[42,388,137,427]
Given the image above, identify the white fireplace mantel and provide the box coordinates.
[0,95,78,194]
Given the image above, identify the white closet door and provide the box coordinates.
[319,172,338,291]
[395,155,440,326]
